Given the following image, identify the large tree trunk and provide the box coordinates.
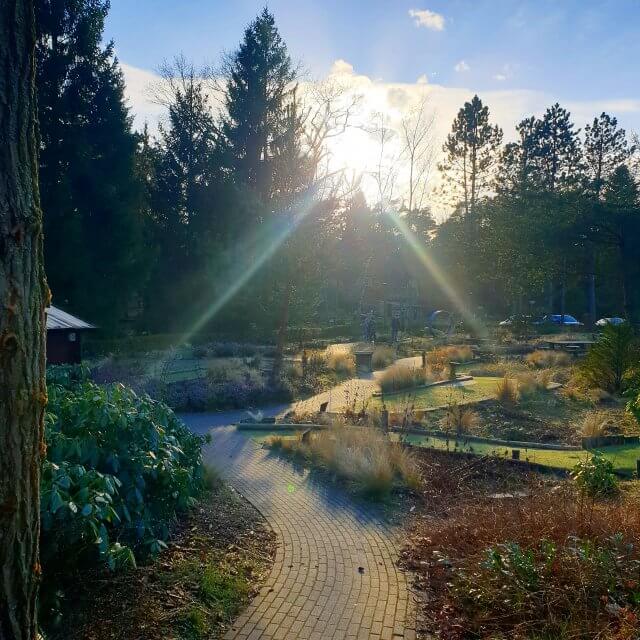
[587,249,596,327]
[0,2,48,639]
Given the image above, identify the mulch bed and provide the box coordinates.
[397,448,551,638]
[46,481,276,640]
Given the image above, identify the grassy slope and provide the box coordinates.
[373,377,502,410]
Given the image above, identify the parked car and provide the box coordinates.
[498,314,534,327]
[595,317,626,327]
[535,314,583,326]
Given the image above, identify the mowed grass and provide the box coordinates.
[373,377,502,410]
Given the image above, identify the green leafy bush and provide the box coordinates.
[571,454,619,498]
[579,323,639,393]
[43,366,205,574]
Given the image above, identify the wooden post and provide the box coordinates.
[512,449,520,460]
[636,459,640,479]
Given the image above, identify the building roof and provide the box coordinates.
[46,305,95,331]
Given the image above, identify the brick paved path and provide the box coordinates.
[189,420,416,640]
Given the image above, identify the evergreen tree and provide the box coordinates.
[584,113,631,199]
[36,0,148,330]
[531,103,582,193]
[439,95,503,219]
[602,166,640,321]
[222,8,296,202]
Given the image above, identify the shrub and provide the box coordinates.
[43,369,205,577]
[495,376,519,406]
[579,324,639,393]
[372,345,395,369]
[379,364,429,393]
[571,454,619,498]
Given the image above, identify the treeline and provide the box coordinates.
[37,1,640,338]
[433,97,640,324]
[38,2,328,337]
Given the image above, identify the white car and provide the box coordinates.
[595,317,626,327]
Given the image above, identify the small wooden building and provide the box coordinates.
[46,306,95,364]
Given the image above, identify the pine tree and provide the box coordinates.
[584,113,631,199]
[36,0,148,330]
[222,8,296,202]
[531,103,582,193]
[439,95,503,219]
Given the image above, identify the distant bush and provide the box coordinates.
[372,345,395,369]
[579,324,639,393]
[41,367,205,622]
[571,454,619,498]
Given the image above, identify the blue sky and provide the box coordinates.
[107,0,640,107]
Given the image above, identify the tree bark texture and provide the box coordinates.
[0,2,48,639]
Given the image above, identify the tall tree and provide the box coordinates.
[0,1,48,638]
[582,112,630,323]
[532,103,582,193]
[221,8,296,202]
[36,0,147,330]
[601,166,640,321]
[584,113,631,199]
[400,95,435,212]
[439,95,503,219]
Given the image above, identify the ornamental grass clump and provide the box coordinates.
[372,345,395,369]
[271,426,420,496]
[495,376,519,406]
[379,364,430,393]
[325,348,356,376]
[525,349,572,368]
[439,404,479,436]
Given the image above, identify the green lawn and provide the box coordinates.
[373,377,502,410]
[393,432,640,474]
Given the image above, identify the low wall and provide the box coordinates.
[581,435,640,449]
[392,427,581,451]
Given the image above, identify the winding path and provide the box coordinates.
[183,416,416,640]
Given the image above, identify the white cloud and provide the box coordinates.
[454,60,470,73]
[329,59,355,76]
[494,73,507,81]
[408,8,445,31]
[120,62,164,131]
[417,74,429,84]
